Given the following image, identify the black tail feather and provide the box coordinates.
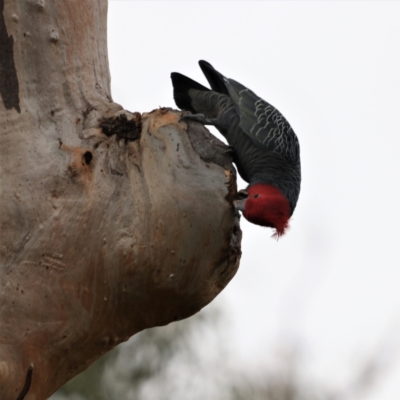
[171,72,209,113]
[199,60,229,96]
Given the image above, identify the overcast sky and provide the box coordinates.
[108,2,400,398]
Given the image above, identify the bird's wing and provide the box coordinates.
[199,60,230,96]
[224,78,300,165]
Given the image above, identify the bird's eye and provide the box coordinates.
[254,194,260,198]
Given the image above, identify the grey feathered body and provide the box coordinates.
[171,61,301,215]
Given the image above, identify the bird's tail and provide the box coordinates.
[199,60,229,96]
[171,72,209,113]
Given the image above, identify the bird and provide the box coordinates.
[171,60,301,237]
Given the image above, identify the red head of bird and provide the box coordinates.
[234,183,291,238]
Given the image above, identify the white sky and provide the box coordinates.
[108,2,400,398]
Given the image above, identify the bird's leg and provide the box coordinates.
[179,113,217,126]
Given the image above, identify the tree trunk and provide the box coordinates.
[0,1,241,399]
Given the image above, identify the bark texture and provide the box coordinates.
[0,0,241,399]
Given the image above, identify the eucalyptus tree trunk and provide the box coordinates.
[0,1,241,399]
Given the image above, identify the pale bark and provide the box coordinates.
[0,1,241,399]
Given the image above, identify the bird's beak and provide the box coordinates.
[234,189,248,212]
[234,198,247,212]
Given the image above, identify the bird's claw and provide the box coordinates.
[222,145,235,155]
